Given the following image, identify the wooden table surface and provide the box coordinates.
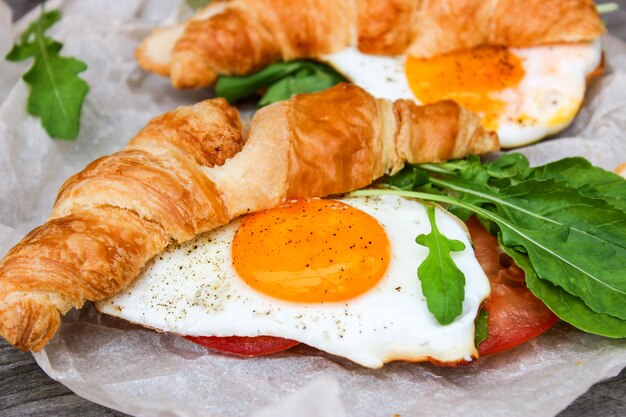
[1,1,626,416]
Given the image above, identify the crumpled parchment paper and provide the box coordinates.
[0,1,625,416]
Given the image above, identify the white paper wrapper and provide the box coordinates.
[0,1,625,416]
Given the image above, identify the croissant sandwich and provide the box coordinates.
[0,83,498,353]
[137,0,604,86]
[137,0,605,148]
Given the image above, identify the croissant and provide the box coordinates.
[136,0,605,88]
[0,99,245,352]
[0,84,498,352]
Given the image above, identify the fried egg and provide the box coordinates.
[96,196,491,368]
[322,41,602,148]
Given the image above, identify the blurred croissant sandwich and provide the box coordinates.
[137,0,606,148]
[0,84,498,353]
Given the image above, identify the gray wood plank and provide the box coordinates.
[0,340,127,416]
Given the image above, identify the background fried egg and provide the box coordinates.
[96,196,491,369]
[322,41,602,148]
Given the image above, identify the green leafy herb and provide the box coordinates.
[386,165,430,190]
[5,9,89,140]
[474,309,490,347]
[5,10,61,60]
[529,157,626,211]
[432,177,626,320]
[186,0,213,9]
[415,205,466,325]
[351,154,626,337]
[215,60,346,106]
[512,249,626,338]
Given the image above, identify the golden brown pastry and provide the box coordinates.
[207,84,498,220]
[0,99,244,352]
[0,84,498,352]
[136,0,605,88]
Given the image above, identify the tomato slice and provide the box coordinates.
[466,216,559,356]
[185,335,300,357]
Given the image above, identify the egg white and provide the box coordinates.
[322,40,602,148]
[96,196,490,369]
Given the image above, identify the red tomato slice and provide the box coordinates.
[466,216,559,356]
[185,335,300,357]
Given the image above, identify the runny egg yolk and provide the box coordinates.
[405,46,525,129]
[232,199,390,303]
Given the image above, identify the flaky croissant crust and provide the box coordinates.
[0,84,498,351]
[136,0,605,88]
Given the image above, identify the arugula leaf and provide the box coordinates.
[6,10,61,61]
[486,153,531,183]
[5,9,89,140]
[22,49,89,140]
[431,177,626,320]
[415,205,467,325]
[215,60,345,106]
[419,157,491,221]
[529,157,626,211]
[421,153,530,189]
[426,154,626,212]
[386,165,429,190]
[474,309,489,347]
[353,154,626,337]
[512,248,626,338]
